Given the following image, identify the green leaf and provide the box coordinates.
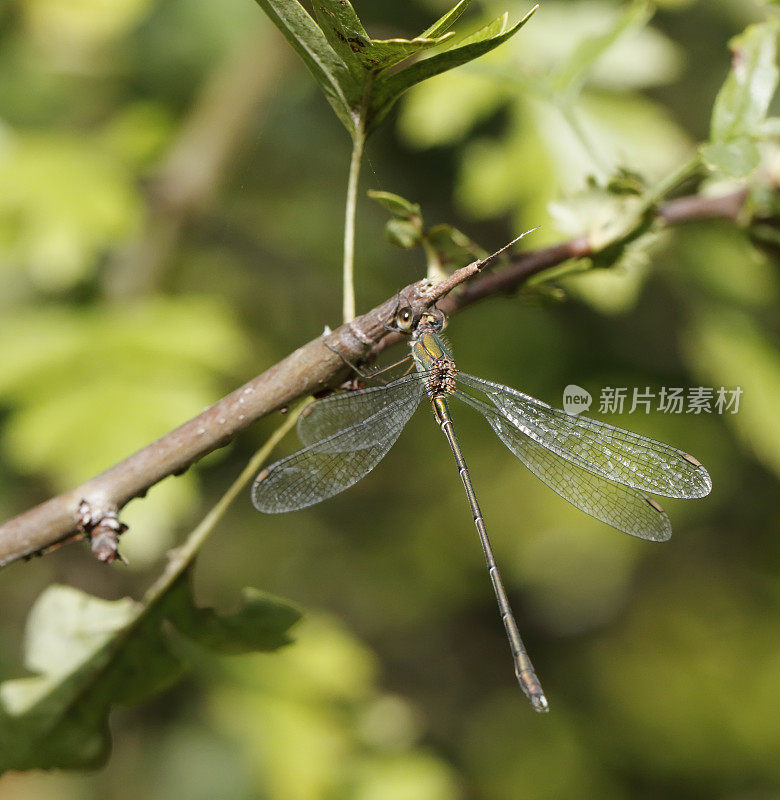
[369,5,538,131]
[548,182,649,250]
[312,0,453,76]
[367,189,421,219]
[419,0,471,39]
[385,218,423,249]
[0,579,300,771]
[368,190,485,273]
[424,223,487,269]
[252,0,360,132]
[368,190,424,248]
[703,20,779,178]
[710,21,779,143]
[255,0,538,138]
[700,140,761,178]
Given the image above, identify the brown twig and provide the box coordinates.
[0,186,750,567]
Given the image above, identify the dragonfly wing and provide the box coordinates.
[297,373,425,448]
[456,373,711,499]
[252,377,424,513]
[455,391,671,541]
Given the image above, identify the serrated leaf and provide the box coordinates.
[367,190,421,219]
[312,0,452,76]
[710,20,779,144]
[368,5,537,132]
[0,579,300,771]
[253,0,360,132]
[255,0,537,139]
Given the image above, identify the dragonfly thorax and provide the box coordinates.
[407,324,457,398]
[425,354,458,399]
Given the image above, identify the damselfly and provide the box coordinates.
[252,305,712,711]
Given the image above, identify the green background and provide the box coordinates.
[0,0,778,797]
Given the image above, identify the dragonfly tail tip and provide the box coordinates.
[531,692,549,713]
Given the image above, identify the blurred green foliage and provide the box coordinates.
[0,0,779,797]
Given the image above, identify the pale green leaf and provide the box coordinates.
[710,21,779,143]
[367,190,421,219]
[455,91,690,239]
[700,140,761,178]
[450,12,509,49]
[385,218,423,249]
[0,581,300,771]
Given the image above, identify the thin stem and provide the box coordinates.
[422,237,446,283]
[644,153,702,208]
[343,126,366,323]
[148,400,309,600]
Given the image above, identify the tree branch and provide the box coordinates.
[0,186,750,567]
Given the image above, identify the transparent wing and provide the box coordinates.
[455,391,671,541]
[456,373,711,499]
[297,373,425,448]
[252,376,424,513]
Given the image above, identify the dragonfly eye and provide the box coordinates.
[395,306,415,331]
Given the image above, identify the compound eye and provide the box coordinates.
[395,306,415,331]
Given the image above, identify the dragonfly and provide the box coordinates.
[252,304,712,712]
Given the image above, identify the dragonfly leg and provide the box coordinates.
[323,341,412,384]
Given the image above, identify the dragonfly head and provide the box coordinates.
[391,304,448,337]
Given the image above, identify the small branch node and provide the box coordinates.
[76,500,128,564]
